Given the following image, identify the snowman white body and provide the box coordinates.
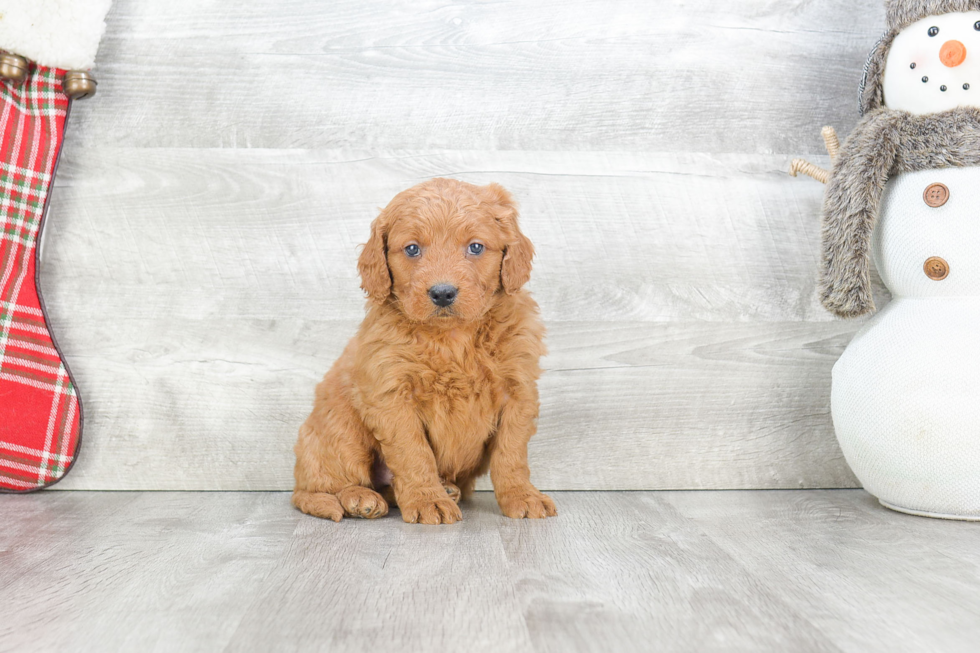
[831,11,980,519]
[833,167,980,519]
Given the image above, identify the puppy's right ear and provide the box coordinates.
[357,211,391,303]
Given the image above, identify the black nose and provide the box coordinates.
[428,284,458,307]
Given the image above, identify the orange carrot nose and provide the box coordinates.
[940,40,967,67]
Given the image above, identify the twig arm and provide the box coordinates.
[822,126,840,161]
[790,159,830,184]
[788,126,839,184]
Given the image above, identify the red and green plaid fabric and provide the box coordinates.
[0,64,81,492]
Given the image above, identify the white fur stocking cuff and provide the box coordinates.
[0,0,113,70]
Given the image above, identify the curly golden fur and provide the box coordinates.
[293,178,556,524]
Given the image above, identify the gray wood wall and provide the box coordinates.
[44,0,889,491]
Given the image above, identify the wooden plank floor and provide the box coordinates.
[2,491,978,652]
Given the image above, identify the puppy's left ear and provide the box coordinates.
[483,183,534,294]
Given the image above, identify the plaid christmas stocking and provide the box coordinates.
[0,65,81,492]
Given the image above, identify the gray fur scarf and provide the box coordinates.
[821,106,980,317]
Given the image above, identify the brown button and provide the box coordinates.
[924,256,950,280]
[923,183,950,207]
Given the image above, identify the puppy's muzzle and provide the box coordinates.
[428,284,458,308]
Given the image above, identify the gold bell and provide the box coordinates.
[0,53,29,83]
[63,70,97,100]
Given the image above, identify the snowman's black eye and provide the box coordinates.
[965,83,972,90]
[929,26,940,36]
[923,76,929,83]
[911,62,917,69]
[941,85,948,92]
[974,20,980,30]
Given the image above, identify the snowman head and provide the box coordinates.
[861,0,980,114]
[883,12,980,112]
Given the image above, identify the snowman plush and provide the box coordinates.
[796,0,980,519]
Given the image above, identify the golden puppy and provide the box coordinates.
[293,178,556,524]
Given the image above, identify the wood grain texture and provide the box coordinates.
[666,490,980,652]
[48,317,862,491]
[37,0,891,490]
[46,149,886,324]
[2,491,979,652]
[76,0,884,154]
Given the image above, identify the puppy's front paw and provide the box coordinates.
[399,491,463,525]
[497,488,557,519]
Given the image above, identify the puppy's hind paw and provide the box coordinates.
[292,490,345,522]
[442,480,462,505]
[337,485,389,519]
[497,488,557,519]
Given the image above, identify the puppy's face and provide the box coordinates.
[358,179,533,323]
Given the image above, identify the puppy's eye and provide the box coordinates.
[929,26,939,36]
[404,244,421,257]
[467,243,485,255]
